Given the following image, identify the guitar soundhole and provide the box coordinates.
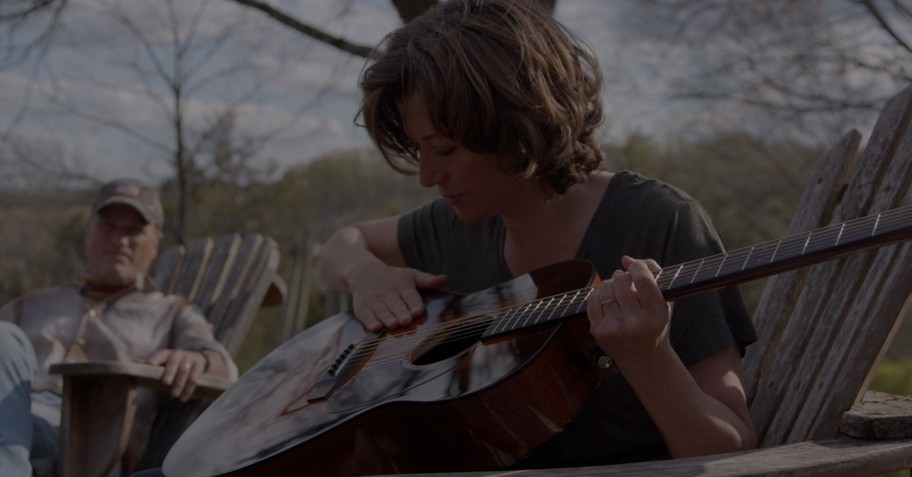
[411,317,490,366]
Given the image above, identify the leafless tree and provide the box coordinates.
[0,0,317,243]
[2,0,909,194]
[624,0,911,140]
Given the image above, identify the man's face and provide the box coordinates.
[84,203,161,287]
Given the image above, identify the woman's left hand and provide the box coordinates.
[586,255,672,367]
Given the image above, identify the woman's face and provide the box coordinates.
[399,95,527,222]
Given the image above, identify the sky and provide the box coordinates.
[0,0,901,187]
[0,0,649,185]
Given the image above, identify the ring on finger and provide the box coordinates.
[599,288,616,306]
[183,362,192,369]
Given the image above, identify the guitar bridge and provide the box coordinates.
[307,333,380,402]
[308,342,361,402]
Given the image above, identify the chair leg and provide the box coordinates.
[59,375,138,477]
[136,398,208,470]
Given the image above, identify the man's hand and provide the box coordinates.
[141,348,208,401]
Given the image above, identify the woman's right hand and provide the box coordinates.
[347,262,447,332]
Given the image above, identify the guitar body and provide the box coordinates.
[164,260,605,476]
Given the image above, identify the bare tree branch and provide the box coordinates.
[858,0,912,54]
[225,0,374,57]
[390,0,438,23]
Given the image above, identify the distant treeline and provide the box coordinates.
[0,133,835,367]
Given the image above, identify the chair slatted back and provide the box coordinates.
[745,84,912,446]
[153,233,283,356]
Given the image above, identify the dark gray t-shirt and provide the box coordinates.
[398,170,757,466]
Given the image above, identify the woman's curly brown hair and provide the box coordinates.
[357,0,604,195]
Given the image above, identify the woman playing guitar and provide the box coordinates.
[319,0,757,468]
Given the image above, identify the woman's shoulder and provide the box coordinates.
[609,170,701,212]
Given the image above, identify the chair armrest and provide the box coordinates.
[50,360,232,398]
[841,390,912,439]
[49,361,232,477]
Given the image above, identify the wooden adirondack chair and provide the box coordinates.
[380,85,912,476]
[48,232,285,477]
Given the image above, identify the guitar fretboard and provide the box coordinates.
[482,204,912,340]
[483,288,591,338]
[657,204,912,300]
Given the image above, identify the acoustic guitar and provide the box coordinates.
[163,204,912,476]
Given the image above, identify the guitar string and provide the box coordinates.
[335,288,595,373]
[337,206,912,375]
[340,207,912,373]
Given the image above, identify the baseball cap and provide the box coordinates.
[91,179,164,229]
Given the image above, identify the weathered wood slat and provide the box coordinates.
[193,233,240,313]
[745,84,912,448]
[371,438,912,477]
[170,238,213,299]
[152,244,185,294]
[742,130,860,412]
[746,133,861,446]
[210,234,282,354]
[792,86,912,443]
[220,238,279,353]
[208,234,260,336]
[280,244,309,342]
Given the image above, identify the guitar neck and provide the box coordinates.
[483,205,912,340]
[658,204,912,301]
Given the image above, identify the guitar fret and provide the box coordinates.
[770,238,782,263]
[741,246,755,271]
[814,225,836,250]
[545,293,567,324]
[801,230,813,254]
[718,247,750,277]
[664,264,683,290]
[508,303,532,332]
[746,241,777,269]
[520,298,547,328]
[714,253,727,279]
[690,258,705,284]
[492,305,521,335]
[694,255,723,283]
[571,289,588,315]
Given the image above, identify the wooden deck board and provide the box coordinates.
[376,438,912,477]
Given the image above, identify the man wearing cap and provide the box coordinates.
[0,179,238,476]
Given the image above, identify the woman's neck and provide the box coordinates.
[502,171,613,276]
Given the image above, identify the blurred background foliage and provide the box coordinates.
[5,129,911,379]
